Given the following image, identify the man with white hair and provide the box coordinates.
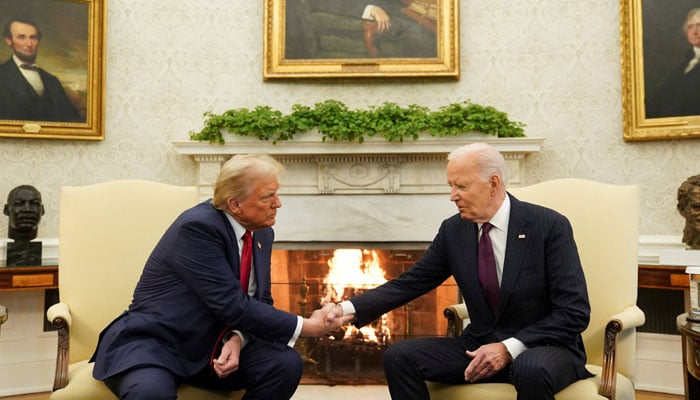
[327,142,592,400]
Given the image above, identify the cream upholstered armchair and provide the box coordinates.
[428,179,645,400]
[47,180,243,400]
[0,304,7,328]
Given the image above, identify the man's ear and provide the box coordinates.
[3,205,9,217]
[226,198,241,214]
[489,174,501,195]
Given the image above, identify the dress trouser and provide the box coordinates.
[382,336,582,400]
[104,339,303,400]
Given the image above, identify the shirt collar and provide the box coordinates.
[224,212,248,241]
[483,194,511,232]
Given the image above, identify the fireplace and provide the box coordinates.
[270,247,458,384]
[172,135,543,384]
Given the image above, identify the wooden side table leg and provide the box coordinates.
[678,313,700,400]
[681,333,690,400]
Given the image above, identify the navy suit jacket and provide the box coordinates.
[0,58,82,122]
[350,194,591,376]
[92,200,299,380]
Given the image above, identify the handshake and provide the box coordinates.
[300,302,355,338]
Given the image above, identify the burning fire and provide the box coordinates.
[321,249,391,344]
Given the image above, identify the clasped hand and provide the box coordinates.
[212,334,242,378]
[301,303,354,337]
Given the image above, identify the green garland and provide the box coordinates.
[189,100,526,144]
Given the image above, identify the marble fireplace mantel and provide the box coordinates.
[172,135,544,243]
[173,136,545,198]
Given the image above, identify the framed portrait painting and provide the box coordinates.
[263,0,459,80]
[0,0,105,140]
[621,0,700,141]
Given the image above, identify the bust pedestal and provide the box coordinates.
[6,241,42,267]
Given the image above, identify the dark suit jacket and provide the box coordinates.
[92,200,299,380]
[646,50,700,118]
[0,58,82,122]
[350,194,591,377]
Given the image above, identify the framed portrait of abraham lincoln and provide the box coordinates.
[0,0,105,140]
[621,0,700,141]
[264,0,459,80]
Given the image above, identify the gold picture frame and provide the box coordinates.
[621,0,700,141]
[263,0,459,80]
[0,0,105,140]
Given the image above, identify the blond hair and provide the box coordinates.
[212,154,285,209]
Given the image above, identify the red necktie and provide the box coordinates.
[240,230,252,293]
[478,222,499,314]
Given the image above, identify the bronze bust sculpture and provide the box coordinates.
[4,184,44,242]
[678,174,700,249]
[3,185,44,266]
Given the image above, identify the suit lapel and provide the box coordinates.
[213,206,240,275]
[498,195,530,314]
[460,221,479,287]
[251,232,263,299]
[4,61,41,100]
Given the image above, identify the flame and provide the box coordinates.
[322,249,387,304]
[321,249,391,345]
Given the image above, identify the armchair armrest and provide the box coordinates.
[443,303,469,337]
[599,305,645,400]
[0,304,7,326]
[47,302,72,391]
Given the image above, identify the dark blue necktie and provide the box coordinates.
[478,222,499,314]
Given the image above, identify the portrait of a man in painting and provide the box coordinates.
[644,3,700,118]
[0,0,88,124]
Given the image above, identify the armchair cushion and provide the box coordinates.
[426,365,634,400]
[50,361,238,400]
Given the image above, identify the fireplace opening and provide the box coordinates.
[271,246,459,385]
